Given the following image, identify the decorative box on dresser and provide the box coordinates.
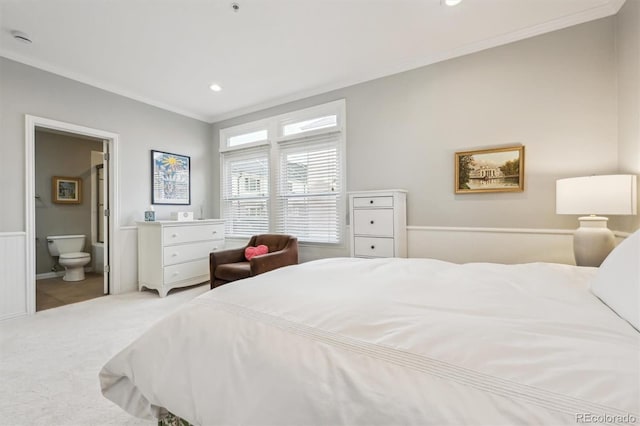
[137,219,225,297]
[349,190,407,258]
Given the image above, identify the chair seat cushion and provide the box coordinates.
[215,262,251,282]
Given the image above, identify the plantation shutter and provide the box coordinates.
[276,133,342,243]
[221,147,270,238]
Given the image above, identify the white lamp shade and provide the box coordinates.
[556,175,637,215]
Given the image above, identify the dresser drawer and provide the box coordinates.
[164,259,209,284]
[163,240,223,266]
[353,196,393,208]
[354,237,394,258]
[163,223,224,245]
[353,209,394,236]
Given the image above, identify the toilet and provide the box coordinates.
[46,235,91,282]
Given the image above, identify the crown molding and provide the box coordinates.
[1,0,623,124]
[209,1,621,123]
[0,49,210,123]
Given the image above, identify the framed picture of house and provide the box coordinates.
[52,176,82,204]
[151,150,191,205]
[455,146,525,194]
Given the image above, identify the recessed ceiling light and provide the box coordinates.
[209,83,222,92]
[444,0,462,6]
[11,30,32,44]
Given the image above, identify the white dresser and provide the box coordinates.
[349,190,407,258]
[137,219,225,297]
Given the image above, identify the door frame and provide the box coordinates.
[25,115,120,314]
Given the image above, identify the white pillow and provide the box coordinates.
[590,229,640,331]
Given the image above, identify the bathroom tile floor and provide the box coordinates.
[36,272,105,311]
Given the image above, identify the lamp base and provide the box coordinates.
[573,216,615,267]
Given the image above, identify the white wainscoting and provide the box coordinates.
[117,226,139,294]
[233,227,579,265]
[220,227,630,265]
[407,226,578,265]
[0,232,27,320]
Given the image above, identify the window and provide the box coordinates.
[220,120,269,151]
[220,100,345,243]
[221,148,270,237]
[282,115,337,137]
[229,129,268,147]
[276,135,341,243]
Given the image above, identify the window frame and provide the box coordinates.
[220,119,270,153]
[220,146,271,238]
[219,99,346,246]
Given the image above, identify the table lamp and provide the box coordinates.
[556,174,637,267]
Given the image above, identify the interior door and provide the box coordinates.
[102,141,110,294]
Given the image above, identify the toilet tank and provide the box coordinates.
[47,235,86,256]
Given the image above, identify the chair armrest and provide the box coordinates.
[250,242,298,276]
[210,247,246,276]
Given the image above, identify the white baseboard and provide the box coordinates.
[36,271,64,280]
[36,267,94,280]
[0,311,27,321]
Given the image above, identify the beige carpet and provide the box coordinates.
[0,284,210,426]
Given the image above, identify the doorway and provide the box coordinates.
[25,116,120,315]
[34,129,107,311]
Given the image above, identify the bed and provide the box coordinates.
[100,238,640,425]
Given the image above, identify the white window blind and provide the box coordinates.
[221,148,270,237]
[276,133,342,243]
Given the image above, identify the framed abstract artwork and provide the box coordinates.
[455,146,525,194]
[52,176,82,204]
[151,150,191,205]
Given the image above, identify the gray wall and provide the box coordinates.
[614,0,640,232]
[0,57,214,232]
[35,131,102,274]
[212,18,619,231]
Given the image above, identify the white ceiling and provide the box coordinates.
[0,0,625,123]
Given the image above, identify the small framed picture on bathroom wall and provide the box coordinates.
[52,176,82,204]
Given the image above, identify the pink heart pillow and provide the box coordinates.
[245,245,268,261]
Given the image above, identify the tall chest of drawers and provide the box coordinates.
[349,190,407,258]
[137,219,225,297]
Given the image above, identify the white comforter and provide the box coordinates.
[100,258,640,425]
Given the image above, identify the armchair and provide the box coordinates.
[210,234,298,288]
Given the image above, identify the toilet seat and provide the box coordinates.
[60,252,90,260]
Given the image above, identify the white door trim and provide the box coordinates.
[25,115,121,314]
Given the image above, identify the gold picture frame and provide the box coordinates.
[52,176,82,204]
[455,146,525,194]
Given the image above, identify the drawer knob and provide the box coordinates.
[370,220,374,224]
[172,233,178,238]
[212,231,217,234]
[172,253,178,257]
[172,271,180,276]
[369,200,374,204]
[370,245,375,250]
